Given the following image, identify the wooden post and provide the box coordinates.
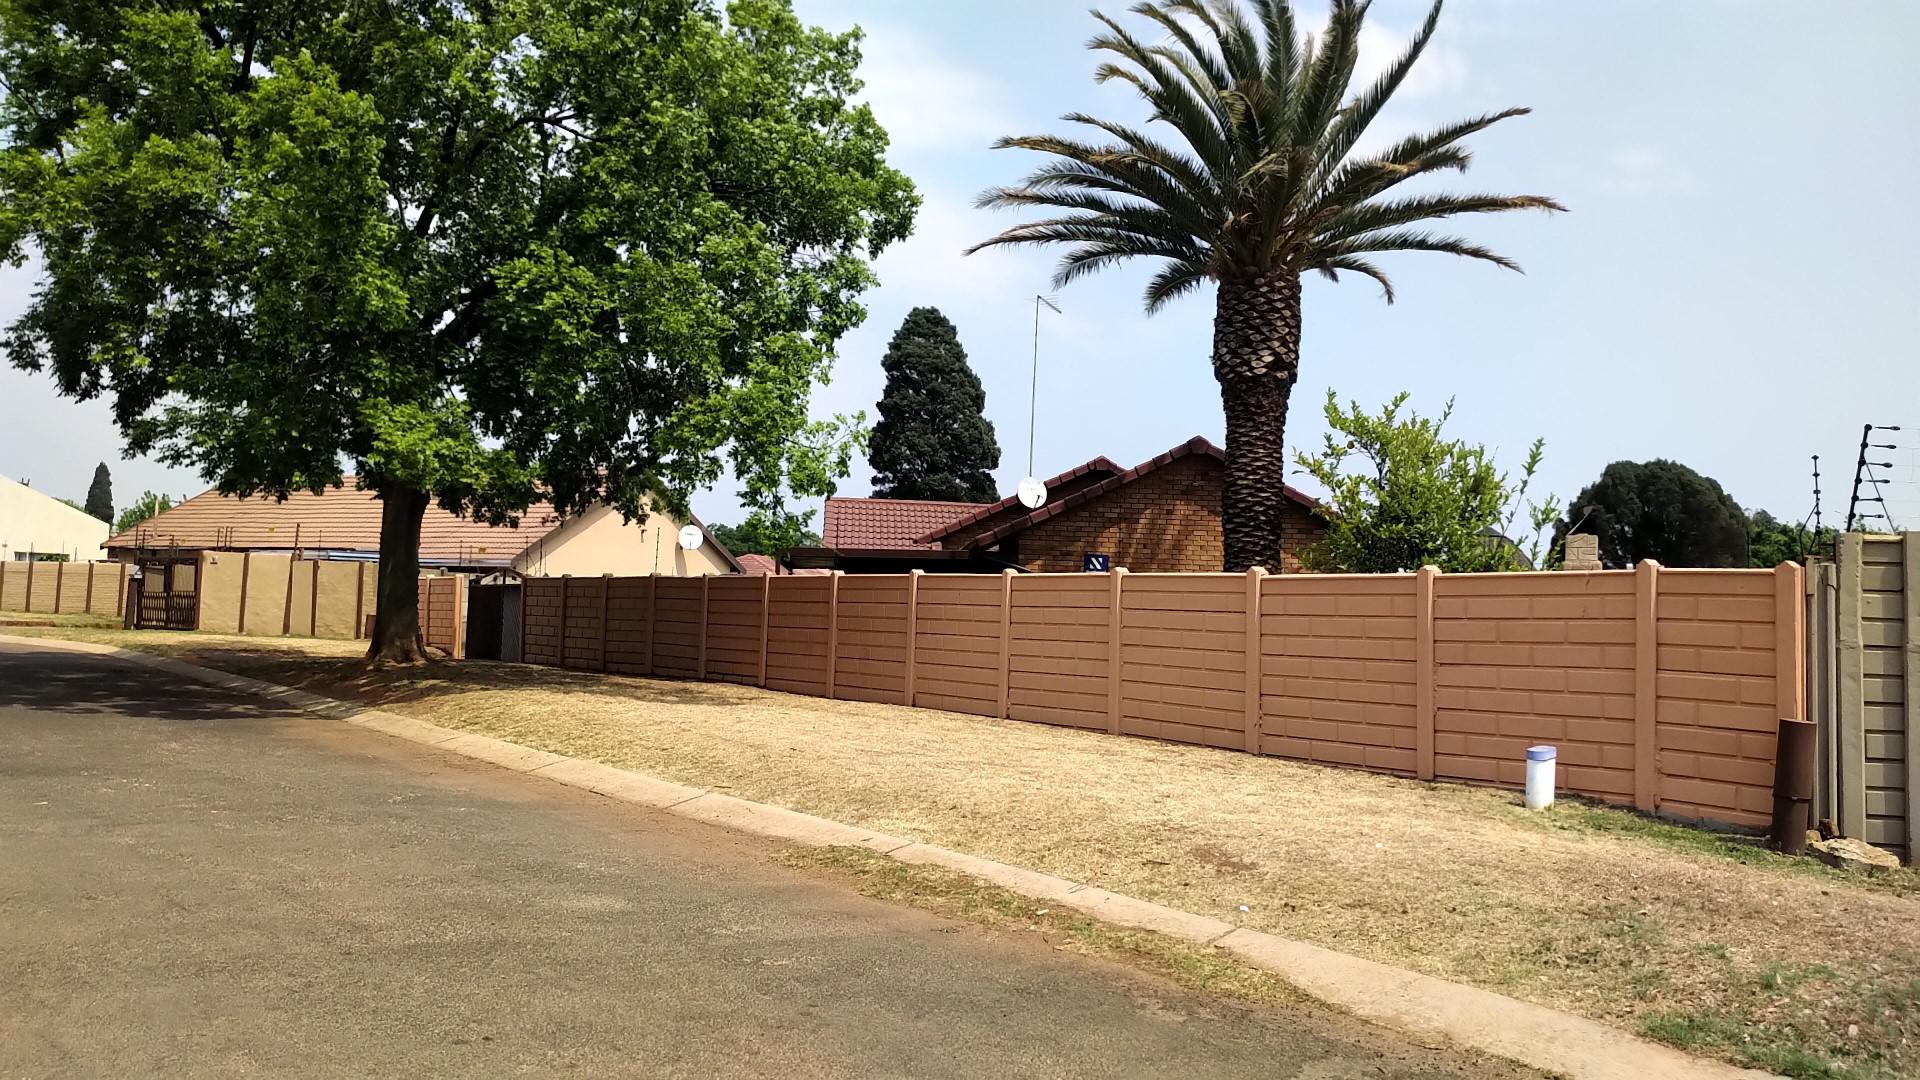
[52,560,64,614]
[1904,535,1920,857]
[83,562,96,615]
[309,560,320,636]
[1836,535,1867,839]
[281,557,297,636]
[558,575,571,668]
[1107,567,1127,736]
[1633,559,1661,812]
[697,574,710,680]
[643,573,657,675]
[25,556,36,614]
[757,574,771,688]
[904,570,923,706]
[598,574,611,672]
[826,570,843,699]
[1415,566,1438,781]
[1242,566,1267,754]
[236,552,253,634]
[998,569,1015,719]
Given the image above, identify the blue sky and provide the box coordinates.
[4,1,1917,533]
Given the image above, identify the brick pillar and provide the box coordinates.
[998,569,1015,719]
[904,569,923,706]
[1242,566,1266,754]
[1415,565,1438,781]
[826,571,843,699]
[757,574,771,688]
[1633,559,1662,811]
[1106,567,1127,736]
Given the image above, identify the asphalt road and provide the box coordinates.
[0,639,1523,1079]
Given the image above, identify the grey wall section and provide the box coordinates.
[1811,533,1916,862]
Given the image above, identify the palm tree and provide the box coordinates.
[969,0,1562,571]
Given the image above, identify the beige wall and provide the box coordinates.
[0,475,110,562]
[188,553,460,651]
[512,502,732,578]
[522,562,1805,835]
[0,560,128,616]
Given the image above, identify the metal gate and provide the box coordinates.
[464,583,521,662]
[132,561,198,631]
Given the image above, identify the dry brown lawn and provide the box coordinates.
[12,627,1920,1079]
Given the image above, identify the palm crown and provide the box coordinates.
[969,0,1563,310]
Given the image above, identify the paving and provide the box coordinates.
[0,640,1520,1079]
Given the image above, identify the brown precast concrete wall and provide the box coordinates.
[518,562,1806,833]
[0,560,129,618]
[185,552,461,653]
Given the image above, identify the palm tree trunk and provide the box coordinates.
[1212,269,1301,573]
[366,484,429,665]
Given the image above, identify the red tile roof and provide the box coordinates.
[957,437,1320,550]
[106,480,568,566]
[820,497,990,549]
[735,553,778,575]
[913,456,1124,544]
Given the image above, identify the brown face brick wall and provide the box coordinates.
[947,455,1325,574]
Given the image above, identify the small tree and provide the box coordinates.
[708,510,821,557]
[83,463,113,523]
[114,491,174,535]
[1294,391,1558,573]
[1555,461,1746,568]
[1747,510,1834,568]
[868,307,1001,503]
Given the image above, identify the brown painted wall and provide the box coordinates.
[944,455,1324,574]
[519,562,1804,833]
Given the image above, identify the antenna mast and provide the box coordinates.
[1028,294,1060,478]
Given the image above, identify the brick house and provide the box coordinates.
[789,437,1324,574]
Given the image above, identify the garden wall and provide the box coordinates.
[0,560,129,618]
[519,563,1806,831]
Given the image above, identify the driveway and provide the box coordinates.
[0,640,1519,1078]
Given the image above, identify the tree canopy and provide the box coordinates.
[113,491,174,535]
[83,463,114,523]
[0,0,916,659]
[708,511,820,557]
[1555,460,1747,569]
[968,0,1558,570]
[1294,390,1557,573]
[867,307,1001,503]
[1748,510,1834,568]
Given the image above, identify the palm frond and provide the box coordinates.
[1060,112,1223,207]
[997,158,1217,236]
[1143,255,1214,313]
[1328,228,1524,273]
[1250,0,1301,96]
[1289,0,1366,149]
[1314,193,1564,246]
[1311,109,1530,212]
[1311,253,1396,302]
[1089,13,1235,176]
[1128,2,1230,91]
[1314,0,1443,183]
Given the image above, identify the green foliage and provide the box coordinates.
[1293,391,1559,573]
[1749,510,1835,568]
[968,0,1561,308]
[0,0,916,576]
[708,511,820,557]
[1555,461,1748,568]
[83,463,113,523]
[113,491,173,535]
[868,307,1001,502]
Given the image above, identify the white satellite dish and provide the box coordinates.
[677,524,704,550]
[1016,476,1047,510]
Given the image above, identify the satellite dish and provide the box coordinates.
[1016,476,1046,510]
[677,524,704,550]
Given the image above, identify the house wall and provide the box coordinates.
[521,561,1804,834]
[947,454,1324,574]
[0,477,110,562]
[513,502,732,577]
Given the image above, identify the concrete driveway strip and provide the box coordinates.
[0,640,1528,1079]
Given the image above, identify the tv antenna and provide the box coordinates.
[1020,294,1062,509]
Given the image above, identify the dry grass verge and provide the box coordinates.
[15,628,1920,1079]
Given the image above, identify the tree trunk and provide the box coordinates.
[367,484,430,666]
[1212,269,1302,573]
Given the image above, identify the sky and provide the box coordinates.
[2,0,1917,535]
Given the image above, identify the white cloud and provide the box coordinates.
[851,24,1018,153]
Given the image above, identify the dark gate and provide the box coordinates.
[465,583,521,662]
[133,562,198,631]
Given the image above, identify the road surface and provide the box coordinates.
[0,639,1523,1078]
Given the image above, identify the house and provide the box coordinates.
[1,473,109,562]
[104,481,741,577]
[788,437,1325,574]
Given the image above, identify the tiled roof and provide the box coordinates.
[959,437,1320,550]
[820,497,989,549]
[735,553,778,575]
[105,480,565,566]
[913,456,1124,544]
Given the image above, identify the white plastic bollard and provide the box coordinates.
[1524,745,1557,809]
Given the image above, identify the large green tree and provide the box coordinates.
[83,462,114,523]
[1555,460,1748,568]
[970,0,1559,571]
[1,0,915,661]
[1294,390,1557,573]
[868,307,1001,502]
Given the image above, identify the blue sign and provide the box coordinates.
[1083,553,1111,572]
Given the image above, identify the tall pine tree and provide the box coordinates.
[83,463,113,524]
[868,308,1001,502]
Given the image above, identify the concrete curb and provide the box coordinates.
[6,634,1776,1080]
